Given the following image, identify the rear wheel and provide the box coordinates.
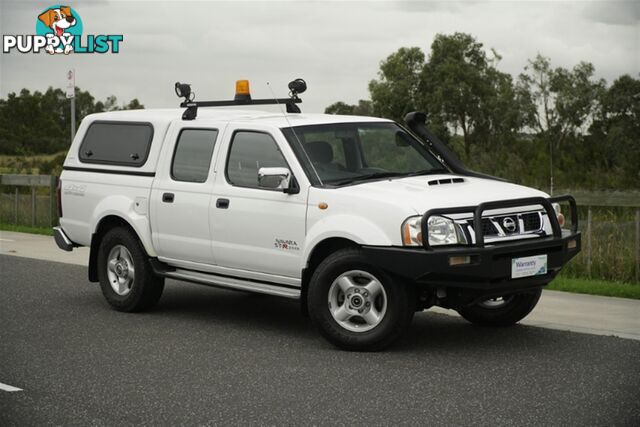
[97,227,164,312]
[308,248,414,351]
[457,289,542,327]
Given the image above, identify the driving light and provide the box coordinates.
[174,82,192,100]
[288,78,307,95]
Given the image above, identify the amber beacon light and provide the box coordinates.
[234,80,251,102]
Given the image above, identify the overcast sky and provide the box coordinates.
[1,0,638,112]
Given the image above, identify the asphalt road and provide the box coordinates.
[1,255,639,426]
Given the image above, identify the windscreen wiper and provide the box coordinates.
[330,169,450,186]
[329,172,407,186]
[405,168,450,177]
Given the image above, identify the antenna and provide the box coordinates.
[266,81,323,186]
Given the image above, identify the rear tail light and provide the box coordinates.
[56,178,63,219]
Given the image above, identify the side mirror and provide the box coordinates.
[258,167,293,192]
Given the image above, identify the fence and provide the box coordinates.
[0,175,638,283]
[0,174,58,227]
[557,190,640,284]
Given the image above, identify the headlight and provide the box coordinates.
[427,216,467,246]
[552,203,565,228]
[401,215,468,246]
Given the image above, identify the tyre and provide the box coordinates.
[307,248,414,351]
[457,289,542,327]
[97,227,164,312]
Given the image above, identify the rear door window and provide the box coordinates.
[171,129,219,182]
[79,121,153,166]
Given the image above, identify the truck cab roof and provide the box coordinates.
[84,108,392,128]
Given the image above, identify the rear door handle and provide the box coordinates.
[162,192,174,203]
[216,198,229,209]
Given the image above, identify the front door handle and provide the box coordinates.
[216,198,229,209]
[162,192,175,203]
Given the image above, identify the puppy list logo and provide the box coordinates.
[2,5,123,55]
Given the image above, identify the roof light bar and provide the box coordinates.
[175,79,305,120]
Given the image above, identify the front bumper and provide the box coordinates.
[364,194,581,295]
[363,231,580,292]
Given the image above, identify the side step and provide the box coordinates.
[150,260,301,300]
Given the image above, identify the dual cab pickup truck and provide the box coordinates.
[54,81,580,351]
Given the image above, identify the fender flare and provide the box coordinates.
[87,196,155,282]
[90,195,156,256]
[302,214,393,270]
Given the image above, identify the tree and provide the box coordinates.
[0,87,145,155]
[518,54,606,191]
[420,33,508,158]
[325,100,373,116]
[518,54,606,143]
[588,74,640,188]
[369,47,425,122]
[125,98,144,110]
[320,34,638,190]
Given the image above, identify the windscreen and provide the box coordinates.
[281,122,446,186]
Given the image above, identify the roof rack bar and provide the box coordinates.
[180,98,302,120]
[179,98,301,108]
[176,79,306,120]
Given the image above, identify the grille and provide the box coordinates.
[468,219,499,236]
[522,212,542,231]
[482,219,497,235]
[466,211,543,238]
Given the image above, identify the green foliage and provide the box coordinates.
[324,100,373,116]
[549,276,640,299]
[420,33,496,156]
[368,47,425,122]
[0,87,145,156]
[325,32,640,191]
[588,75,640,188]
[0,222,54,236]
[559,207,638,283]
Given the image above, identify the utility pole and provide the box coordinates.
[549,138,554,195]
[66,69,76,143]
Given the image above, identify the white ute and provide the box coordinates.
[54,80,581,350]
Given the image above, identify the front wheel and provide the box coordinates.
[456,289,542,327]
[307,248,414,351]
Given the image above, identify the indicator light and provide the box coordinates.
[449,256,471,266]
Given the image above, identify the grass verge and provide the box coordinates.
[0,222,53,236]
[549,276,640,300]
